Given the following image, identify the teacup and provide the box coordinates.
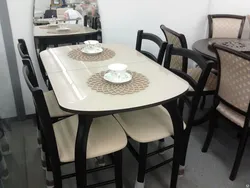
[84,40,101,50]
[108,63,128,80]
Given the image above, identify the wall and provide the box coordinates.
[34,0,51,16]
[6,0,41,115]
[98,0,210,49]
[0,23,17,118]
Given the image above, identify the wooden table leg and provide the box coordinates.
[75,115,93,188]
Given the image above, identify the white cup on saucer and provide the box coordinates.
[108,63,128,81]
[84,40,101,51]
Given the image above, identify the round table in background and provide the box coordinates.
[192,39,217,62]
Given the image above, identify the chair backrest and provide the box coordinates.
[160,25,188,72]
[17,39,30,59]
[56,8,70,19]
[213,44,250,115]
[84,15,96,29]
[136,30,167,64]
[44,9,57,18]
[22,58,39,87]
[208,14,246,39]
[22,65,60,161]
[164,44,214,125]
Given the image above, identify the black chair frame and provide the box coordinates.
[136,30,167,64]
[202,44,250,181]
[164,45,214,168]
[160,25,188,73]
[208,14,246,39]
[126,45,213,188]
[23,65,123,188]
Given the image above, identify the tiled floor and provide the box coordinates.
[1,112,250,188]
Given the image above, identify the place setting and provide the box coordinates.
[68,40,116,61]
[87,63,149,95]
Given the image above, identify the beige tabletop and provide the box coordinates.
[33,17,81,25]
[40,44,189,114]
[34,24,97,38]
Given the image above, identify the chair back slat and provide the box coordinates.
[213,44,250,114]
[22,65,60,161]
[136,30,167,65]
[160,25,188,72]
[17,39,30,59]
[208,14,246,39]
[164,44,214,123]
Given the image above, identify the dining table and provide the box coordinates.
[33,17,82,26]
[192,38,250,62]
[34,24,98,52]
[40,43,189,187]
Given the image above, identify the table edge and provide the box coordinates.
[58,87,189,115]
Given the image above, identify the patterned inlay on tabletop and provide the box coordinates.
[87,71,149,95]
[208,39,250,52]
[68,48,116,61]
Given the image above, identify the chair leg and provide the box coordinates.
[202,110,217,153]
[114,151,123,188]
[200,95,206,110]
[229,128,249,181]
[178,99,184,117]
[135,143,148,188]
[170,145,180,188]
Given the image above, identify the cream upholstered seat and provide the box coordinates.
[44,91,72,118]
[114,106,185,143]
[188,67,217,91]
[216,102,246,128]
[53,115,127,163]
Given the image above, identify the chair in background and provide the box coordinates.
[208,14,246,38]
[160,25,217,112]
[22,64,127,188]
[113,44,213,188]
[84,15,102,43]
[84,15,96,28]
[56,7,70,20]
[44,9,57,18]
[136,30,167,64]
[17,39,48,90]
[202,44,250,181]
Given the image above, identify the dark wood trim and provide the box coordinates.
[160,25,188,73]
[208,14,246,39]
[136,30,167,65]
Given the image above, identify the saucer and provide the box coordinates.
[56,27,71,31]
[104,72,132,84]
[81,47,103,55]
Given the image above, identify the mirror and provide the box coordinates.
[33,0,101,29]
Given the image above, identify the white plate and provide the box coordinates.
[48,24,58,27]
[56,27,71,31]
[104,72,132,84]
[81,47,103,55]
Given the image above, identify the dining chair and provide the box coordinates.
[22,64,127,188]
[208,14,246,38]
[114,45,214,188]
[44,9,57,19]
[202,44,250,181]
[83,15,102,43]
[136,30,167,64]
[160,25,217,111]
[17,39,49,89]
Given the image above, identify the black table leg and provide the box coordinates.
[75,115,93,188]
